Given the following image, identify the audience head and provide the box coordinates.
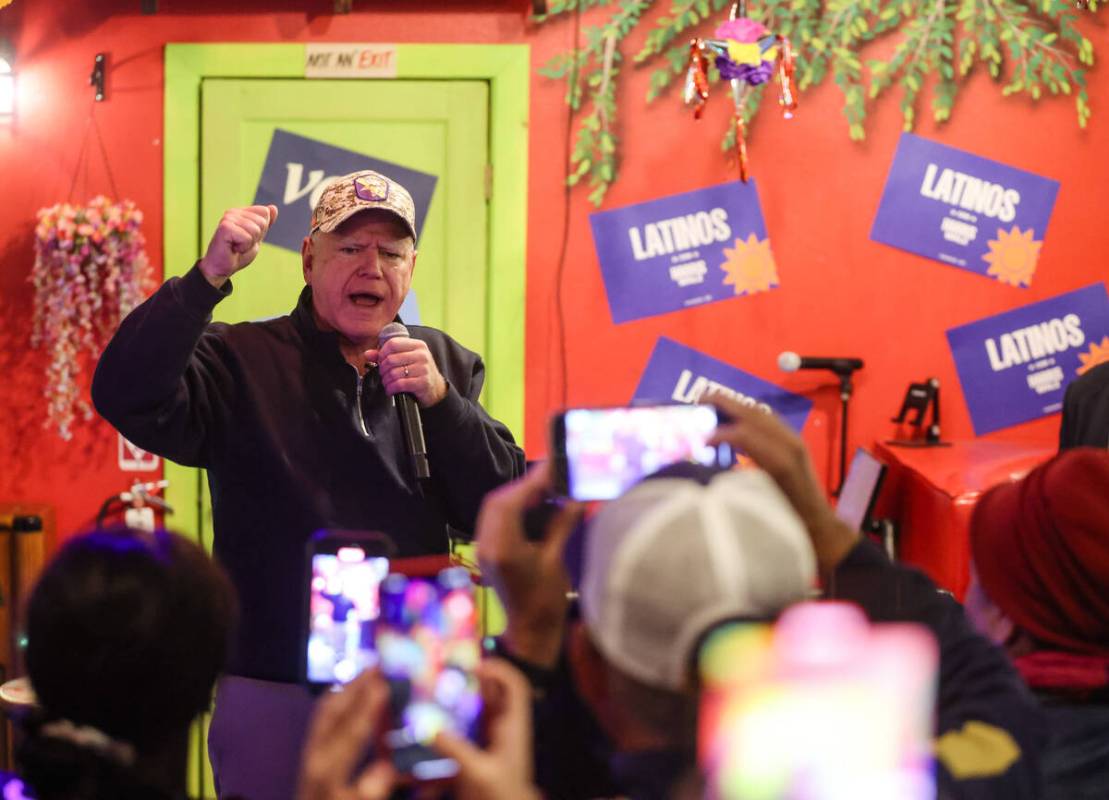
[572,463,817,745]
[969,447,1109,656]
[20,526,236,795]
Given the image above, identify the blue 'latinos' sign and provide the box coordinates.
[946,284,1109,435]
[871,133,1059,288]
[633,337,812,433]
[253,129,438,254]
[589,180,778,324]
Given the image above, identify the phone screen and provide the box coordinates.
[305,545,390,687]
[834,448,887,532]
[554,404,731,501]
[698,604,937,800]
[377,568,483,780]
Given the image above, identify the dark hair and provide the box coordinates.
[18,526,236,796]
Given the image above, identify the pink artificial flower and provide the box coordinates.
[715,17,769,43]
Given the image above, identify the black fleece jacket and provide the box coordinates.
[92,266,525,682]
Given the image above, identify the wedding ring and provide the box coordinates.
[403,365,410,377]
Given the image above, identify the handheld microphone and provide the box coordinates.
[378,322,431,481]
[778,352,865,375]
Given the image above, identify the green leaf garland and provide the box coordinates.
[536,0,1101,205]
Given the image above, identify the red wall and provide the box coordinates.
[0,0,1104,545]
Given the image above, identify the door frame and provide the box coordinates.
[163,43,529,539]
[164,43,528,799]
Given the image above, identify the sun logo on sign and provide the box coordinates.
[983,226,1042,287]
[1077,337,1109,376]
[720,234,779,296]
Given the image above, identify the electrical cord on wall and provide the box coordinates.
[550,2,582,410]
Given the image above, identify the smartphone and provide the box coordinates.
[550,403,733,501]
[303,531,392,691]
[376,567,483,780]
[834,447,888,532]
[698,602,937,800]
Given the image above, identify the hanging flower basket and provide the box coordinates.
[30,196,152,441]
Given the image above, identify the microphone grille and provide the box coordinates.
[378,322,409,345]
[778,351,801,372]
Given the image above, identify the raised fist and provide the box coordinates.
[199,205,279,289]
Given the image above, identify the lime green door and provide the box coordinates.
[163,44,528,799]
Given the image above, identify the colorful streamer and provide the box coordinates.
[684,1,798,182]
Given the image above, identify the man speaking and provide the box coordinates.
[92,171,525,799]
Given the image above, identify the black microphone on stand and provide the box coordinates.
[378,322,430,481]
[778,351,865,498]
[777,352,864,375]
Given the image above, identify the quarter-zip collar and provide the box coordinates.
[290,286,357,371]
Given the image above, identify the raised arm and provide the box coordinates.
[92,206,278,466]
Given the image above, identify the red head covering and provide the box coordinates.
[970,447,1109,656]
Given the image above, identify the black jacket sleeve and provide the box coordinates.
[419,349,526,536]
[92,266,234,468]
[828,539,1047,800]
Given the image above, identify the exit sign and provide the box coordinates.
[304,43,398,79]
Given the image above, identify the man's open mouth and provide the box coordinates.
[348,292,383,307]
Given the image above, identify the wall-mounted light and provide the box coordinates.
[0,38,15,119]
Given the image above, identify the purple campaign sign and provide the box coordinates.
[946,284,1109,435]
[871,133,1059,287]
[253,129,437,254]
[633,337,812,433]
[589,181,778,324]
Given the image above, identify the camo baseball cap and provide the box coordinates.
[310,170,418,243]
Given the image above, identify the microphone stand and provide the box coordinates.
[834,370,854,498]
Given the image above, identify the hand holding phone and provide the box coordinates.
[295,669,397,800]
[705,392,857,580]
[434,659,544,800]
[475,462,581,669]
